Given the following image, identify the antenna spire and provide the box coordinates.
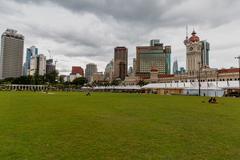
[184,25,189,45]
[192,26,196,35]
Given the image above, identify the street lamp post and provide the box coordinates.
[198,62,201,96]
[235,56,240,97]
[205,69,208,96]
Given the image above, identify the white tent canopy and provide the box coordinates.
[142,81,239,90]
[142,81,240,97]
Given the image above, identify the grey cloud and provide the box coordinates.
[0,0,24,16]
[26,24,101,49]
[21,25,117,60]
[61,46,113,59]
[14,0,184,23]
[13,0,240,28]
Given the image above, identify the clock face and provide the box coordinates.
[189,47,193,51]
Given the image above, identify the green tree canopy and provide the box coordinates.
[72,77,88,86]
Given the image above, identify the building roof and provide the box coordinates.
[159,74,175,78]
[218,68,240,74]
[2,29,24,40]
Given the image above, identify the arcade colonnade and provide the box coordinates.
[7,85,48,91]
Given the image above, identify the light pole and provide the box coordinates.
[235,56,240,97]
[205,69,208,97]
[216,72,219,97]
[198,62,201,96]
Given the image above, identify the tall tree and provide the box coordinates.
[46,70,59,84]
[72,77,88,86]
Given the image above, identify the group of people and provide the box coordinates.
[208,97,217,104]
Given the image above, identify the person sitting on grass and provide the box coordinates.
[208,97,217,104]
[86,92,91,96]
[212,97,217,104]
[208,97,213,103]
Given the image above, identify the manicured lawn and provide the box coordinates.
[0,92,239,160]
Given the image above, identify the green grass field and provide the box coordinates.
[0,92,240,160]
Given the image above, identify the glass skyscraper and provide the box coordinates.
[23,46,38,76]
[201,40,210,67]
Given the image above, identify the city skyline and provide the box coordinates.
[1,0,240,74]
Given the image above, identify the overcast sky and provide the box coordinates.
[1,0,240,74]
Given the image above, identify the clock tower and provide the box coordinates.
[184,30,202,75]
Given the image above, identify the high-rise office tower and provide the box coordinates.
[0,29,24,79]
[133,58,136,75]
[104,60,114,81]
[38,54,46,76]
[85,63,98,82]
[46,59,56,74]
[201,40,210,67]
[173,60,179,74]
[136,40,171,75]
[24,46,38,76]
[114,47,128,80]
[128,66,133,75]
[71,66,84,76]
[30,57,37,76]
[30,54,46,76]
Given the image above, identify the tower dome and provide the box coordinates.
[189,30,200,43]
